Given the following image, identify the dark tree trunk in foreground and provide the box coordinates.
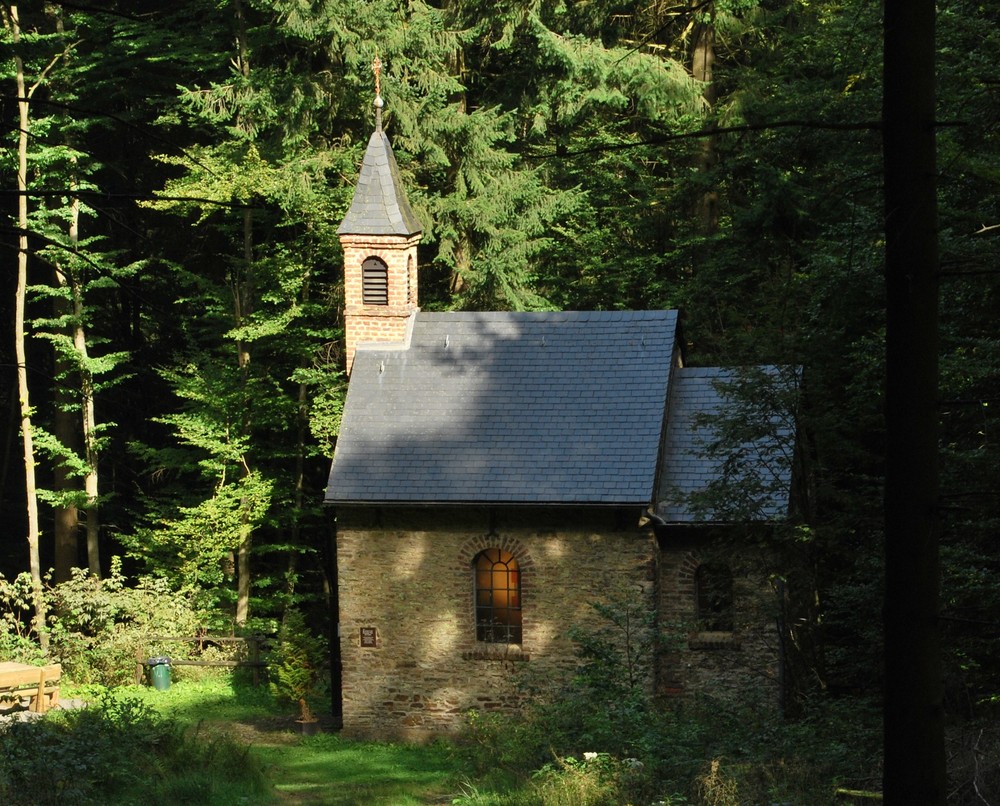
[882,1,945,803]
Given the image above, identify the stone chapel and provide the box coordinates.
[325,87,797,740]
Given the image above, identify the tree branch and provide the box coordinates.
[28,41,80,99]
[527,119,881,159]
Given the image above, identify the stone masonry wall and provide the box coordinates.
[655,531,782,708]
[340,233,420,374]
[336,506,657,741]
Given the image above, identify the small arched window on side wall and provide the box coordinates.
[362,257,388,305]
[695,563,734,632]
[474,548,522,644]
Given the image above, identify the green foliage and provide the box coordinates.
[292,361,346,453]
[46,558,204,685]
[269,608,326,720]
[123,461,274,592]
[677,693,882,805]
[0,690,267,805]
[0,572,47,663]
[681,366,800,523]
[461,594,881,805]
[554,590,663,761]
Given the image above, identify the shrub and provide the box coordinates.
[268,607,326,720]
[0,572,46,664]
[46,558,204,685]
[460,589,882,806]
[459,589,689,802]
[0,690,267,805]
[531,754,633,806]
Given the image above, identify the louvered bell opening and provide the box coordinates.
[362,257,388,306]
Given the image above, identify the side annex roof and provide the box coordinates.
[655,365,797,522]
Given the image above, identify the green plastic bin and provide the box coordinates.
[147,657,171,691]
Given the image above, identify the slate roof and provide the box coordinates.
[655,366,796,522]
[325,310,678,505]
[337,129,422,237]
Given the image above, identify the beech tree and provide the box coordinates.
[5,2,48,649]
[123,0,346,619]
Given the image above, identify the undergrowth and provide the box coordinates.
[455,593,882,806]
[0,689,269,805]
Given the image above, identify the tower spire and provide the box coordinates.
[338,53,422,375]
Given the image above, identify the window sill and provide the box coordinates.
[688,631,741,651]
[462,648,530,662]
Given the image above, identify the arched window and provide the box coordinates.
[474,548,522,644]
[362,257,388,305]
[695,563,734,632]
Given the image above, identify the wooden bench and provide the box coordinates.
[0,662,61,714]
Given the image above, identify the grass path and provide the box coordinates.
[113,679,466,805]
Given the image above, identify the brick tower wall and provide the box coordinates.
[340,233,420,374]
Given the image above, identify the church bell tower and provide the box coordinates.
[338,56,422,375]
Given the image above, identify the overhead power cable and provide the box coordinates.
[0,189,266,210]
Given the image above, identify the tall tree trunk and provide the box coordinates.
[287,273,313,596]
[690,0,718,237]
[53,163,102,579]
[52,357,79,581]
[234,204,254,627]
[882,1,945,803]
[50,9,77,583]
[232,0,253,627]
[65,170,101,576]
[76,276,101,578]
[444,32,470,298]
[9,3,48,652]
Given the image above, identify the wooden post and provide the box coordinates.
[251,635,260,687]
[33,667,45,714]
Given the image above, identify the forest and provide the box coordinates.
[2,0,999,802]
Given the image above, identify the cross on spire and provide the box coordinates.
[372,53,384,131]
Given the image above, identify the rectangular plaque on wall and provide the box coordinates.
[360,627,378,647]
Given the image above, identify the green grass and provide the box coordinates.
[70,676,467,804]
[259,734,460,804]
[80,675,283,728]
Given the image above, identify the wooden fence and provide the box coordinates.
[134,635,270,686]
[834,788,883,802]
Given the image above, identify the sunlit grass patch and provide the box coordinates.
[258,733,460,805]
